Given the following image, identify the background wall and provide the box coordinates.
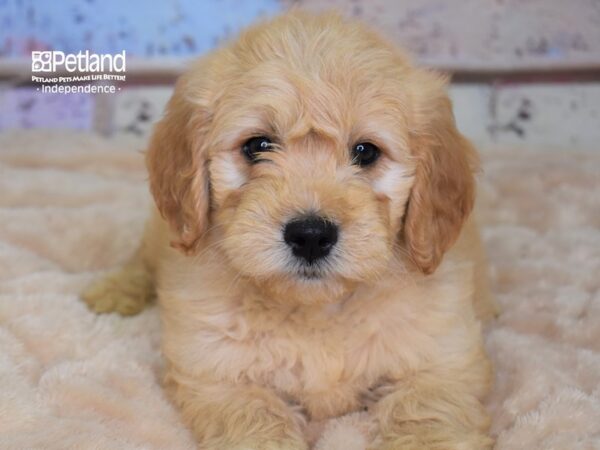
[0,0,279,57]
[1,0,599,150]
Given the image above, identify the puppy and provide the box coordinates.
[84,11,497,450]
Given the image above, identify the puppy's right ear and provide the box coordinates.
[146,75,211,254]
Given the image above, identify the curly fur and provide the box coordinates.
[84,12,497,450]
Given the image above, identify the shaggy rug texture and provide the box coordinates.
[0,130,598,449]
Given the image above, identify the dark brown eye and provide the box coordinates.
[242,136,273,163]
[351,142,380,167]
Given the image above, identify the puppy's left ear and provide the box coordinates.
[403,72,479,275]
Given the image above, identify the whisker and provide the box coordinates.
[190,235,239,263]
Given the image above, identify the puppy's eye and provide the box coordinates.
[242,136,273,163]
[351,142,380,167]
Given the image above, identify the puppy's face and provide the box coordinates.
[147,14,477,304]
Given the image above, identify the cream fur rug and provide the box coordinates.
[0,130,598,449]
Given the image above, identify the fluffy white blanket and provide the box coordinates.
[1,131,598,449]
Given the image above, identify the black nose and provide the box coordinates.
[283,216,338,264]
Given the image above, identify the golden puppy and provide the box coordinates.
[84,11,497,450]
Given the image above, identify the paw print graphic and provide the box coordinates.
[31,51,53,72]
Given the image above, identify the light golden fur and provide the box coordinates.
[84,12,497,450]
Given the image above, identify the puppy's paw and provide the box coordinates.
[82,265,154,316]
[369,430,493,450]
[230,437,308,450]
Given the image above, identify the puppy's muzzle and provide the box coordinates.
[283,216,338,265]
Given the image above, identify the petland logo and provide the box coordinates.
[32,50,126,73]
[31,51,126,94]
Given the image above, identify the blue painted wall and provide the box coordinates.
[0,0,282,57]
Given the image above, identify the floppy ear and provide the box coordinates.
[403,73,478,275]
[146,75,212,254]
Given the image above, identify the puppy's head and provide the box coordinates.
[147,13,477,304]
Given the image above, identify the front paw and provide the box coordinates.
[82,266,153,316]
[370,430,493,450]
[218,436,308,450]
[196,420,308,450]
